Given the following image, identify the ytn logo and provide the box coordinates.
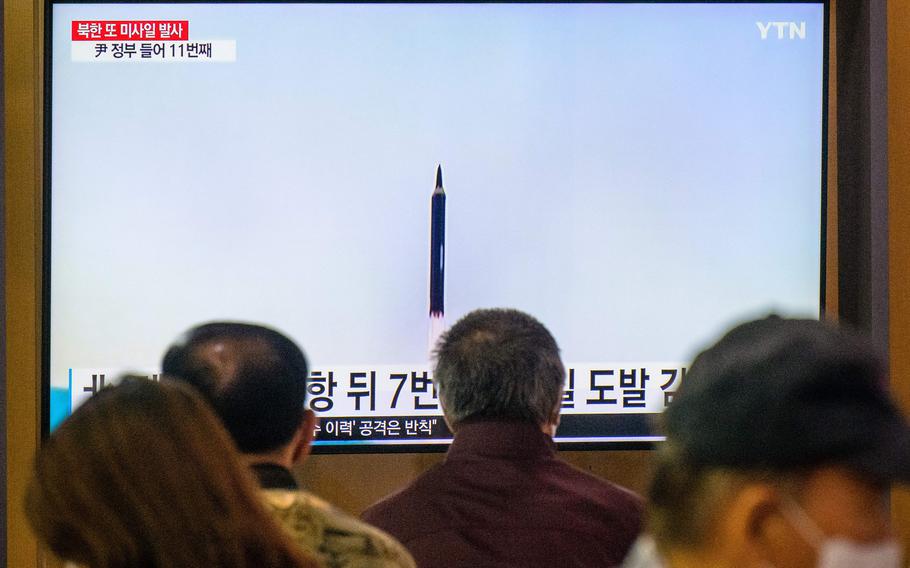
[757,21,807,40]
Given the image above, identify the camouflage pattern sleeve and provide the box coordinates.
[262,489,416,568]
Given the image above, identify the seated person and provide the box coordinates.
[624,317,908,568]
[162,322,415,568]
[363,308,644,567]
[26,376,318,568]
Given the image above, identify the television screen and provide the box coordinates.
[46,1,827,451]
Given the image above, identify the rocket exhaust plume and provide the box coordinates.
[429,164,446,355]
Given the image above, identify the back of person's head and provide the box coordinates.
[162,322,308,454]
[434,308,565,429]
[26,376,316,568]
[646,317,909,567]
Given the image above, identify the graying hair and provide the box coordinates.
[433,308,565,427]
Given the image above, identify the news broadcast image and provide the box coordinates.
[49,2,825,449]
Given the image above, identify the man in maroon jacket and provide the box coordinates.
[362,308,643,567]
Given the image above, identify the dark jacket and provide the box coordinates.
[362,420,644,567]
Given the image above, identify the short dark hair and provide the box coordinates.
[434,308,565,427]
[162,322,308,454]
[663,316,909,480]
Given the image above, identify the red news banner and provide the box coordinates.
[72,20,189,41]
[70,20,235,62]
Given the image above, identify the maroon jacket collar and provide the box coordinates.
[445,419,557,462]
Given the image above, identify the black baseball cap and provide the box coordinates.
[664,316,910,483]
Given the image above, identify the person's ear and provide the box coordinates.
[719,483,782,567]
[726,483,817,568]
[437,397,456,434]
[442,414,456,434]
[291,410,318,465]
[744,485,779,541]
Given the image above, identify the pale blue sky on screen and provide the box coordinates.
[51,3,824,384]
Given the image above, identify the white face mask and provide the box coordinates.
[781,500,903,568]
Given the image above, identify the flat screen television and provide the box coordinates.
[45,0,828,452]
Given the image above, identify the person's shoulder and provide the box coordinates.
[361,463,446,527]
[262,488,416,568]
[543,458,644,558]
[554,457,643,506]
[545,457,645,530]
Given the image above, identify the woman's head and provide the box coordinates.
[26,376,316,568]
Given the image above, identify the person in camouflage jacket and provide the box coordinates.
[163,322,415,568]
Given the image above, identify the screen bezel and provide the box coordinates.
[41,0,830,454]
